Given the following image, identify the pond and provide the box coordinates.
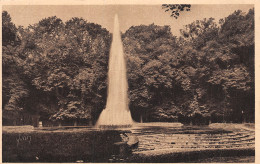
[2,123,255,162]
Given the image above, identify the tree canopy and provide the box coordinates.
[2,8,254,125]
[123,8,254,123]
[162,4,191,19]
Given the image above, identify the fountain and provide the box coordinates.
[95,14,133,128]
[2,14,255,163]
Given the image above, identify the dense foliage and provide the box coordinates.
[162,4,191,19]
[2,12,111,125]
[123,9,254,123]
[2,8,254,125]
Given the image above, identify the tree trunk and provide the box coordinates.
[55,87,64,108]
[140,114,143,123]
[190,120,193,126]
[243,117,246,124]
[32,115,40,128]
[81,91,85,107]
[58,121,62,127]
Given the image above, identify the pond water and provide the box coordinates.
[130,123,254,152]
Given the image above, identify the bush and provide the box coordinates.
[3,128,130,162]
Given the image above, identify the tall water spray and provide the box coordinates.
[95,14,133,127]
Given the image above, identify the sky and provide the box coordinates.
[3,5,254,36]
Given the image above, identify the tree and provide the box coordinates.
[123,24,181,122]
[180,18,219,49]
[122,8,254,123]
[162,4,191,19]
[2,11,19,46]
[2,12,112,125]
[22,17,111,123]
[2,7,254,125]
[176,8,255,123]
[2,11,30,125]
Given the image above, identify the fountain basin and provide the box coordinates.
[3,123,255,162]
[128,122,254,162]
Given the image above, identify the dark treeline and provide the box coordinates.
[2,8,254,126]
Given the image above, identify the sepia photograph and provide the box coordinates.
[2,2,256,163]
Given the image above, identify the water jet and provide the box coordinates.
[95,14,133,128]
